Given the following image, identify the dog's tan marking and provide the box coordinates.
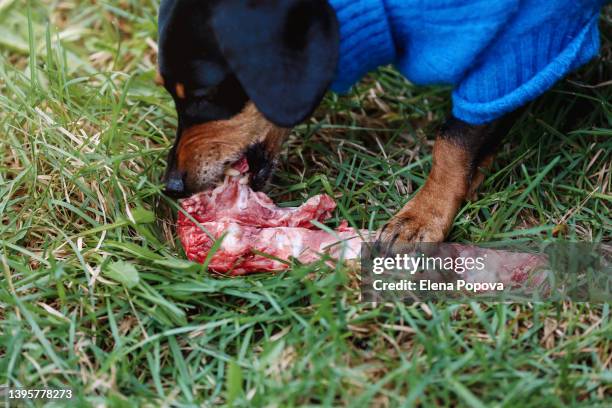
[383,138,472,243]
[468,154,495,201]
[176,103,288,191]
[175,82,185,99]
[155,71,165,86]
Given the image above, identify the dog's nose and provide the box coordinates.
[164,172,189,198]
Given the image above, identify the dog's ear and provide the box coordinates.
[211,0,339,127]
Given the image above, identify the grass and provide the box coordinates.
[0,1,611,406]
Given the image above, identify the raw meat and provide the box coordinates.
[177,159,368,275]
[177,159,547,288]
[443,244,547,287]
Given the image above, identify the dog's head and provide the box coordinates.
[158,0,339,197]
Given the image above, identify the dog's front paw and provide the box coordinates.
[380,204,448,245]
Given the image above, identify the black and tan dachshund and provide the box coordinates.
[156,0,605,243]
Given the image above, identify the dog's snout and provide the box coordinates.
[164,171,189,198]
[162,103,288,197]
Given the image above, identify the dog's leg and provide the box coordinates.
[468,154,495,201]
[381,114,517,243]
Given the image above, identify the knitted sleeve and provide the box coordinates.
[452,1,604,124]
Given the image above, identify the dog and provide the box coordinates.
[156,0,606,244]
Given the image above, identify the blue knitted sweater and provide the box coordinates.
[328,0,606,124]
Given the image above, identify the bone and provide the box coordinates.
[224,167,241,177]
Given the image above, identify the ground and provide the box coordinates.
[0,1,611,406]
